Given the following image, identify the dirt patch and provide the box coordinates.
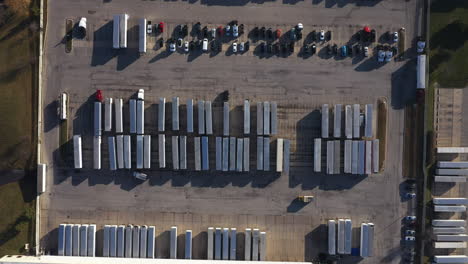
[377,98,387,172]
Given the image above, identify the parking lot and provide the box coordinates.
[39,0,423,262]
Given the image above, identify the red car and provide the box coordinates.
[217,26,224,37]
[276,29,282,39]
[96,89,103,102]
[158,22,164,33]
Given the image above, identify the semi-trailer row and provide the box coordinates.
[207,227,266,261]
[103,225,155,258]
[57,224,96,257]
[78,134,290,172]
[328,219,353,255]
[321,104,373,139]
[316,139,379,175]
[96,97,277,137]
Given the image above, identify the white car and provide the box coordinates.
[393,31,398,42]
[239,42,245,52]
[147,21,152,34]
[364,46,369,57]
[297,23,303,31]
[184,41,189,53]
[133,172,148,181]
[385,50,393,62]
[232,42,237,53]
[319,30,325,41]
[405,236,416,241]
[225,25,231,36]
[233,24,239,37]
[211,28,216,38]
[169,41,176,52]
[377,50,385,62]
[405,216,416,221]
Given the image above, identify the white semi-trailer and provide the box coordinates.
[73,135,82,169]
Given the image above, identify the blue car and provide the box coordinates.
[341,45,347,57]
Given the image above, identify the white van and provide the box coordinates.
[202,38,208,52]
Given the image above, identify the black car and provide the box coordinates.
[281,43,287,54]
[332,44,338,54]
[158,38,164,48]
[244,41,250,51]
[289,42,294,53]
[266,43,272,54]
[189,40,195,51]
[310,30,316,42]
[273,43,279,54]
[370,29,376,42]
[297,31,303,41]
[267,28,273,40]
[327,30,332,41]
[194,22,201,34]
[202,26,208,38]
[260,27,266,39]
[385,31,391,41]
[303,44,310,55]
[311,44,316,54]
[211,41,217,51]
[239,24,244,35]
[327,44,332,55]
[182,25,188,37]
[177,38,183,47]
[355,44,361,54]
[347,45,353,56]
[252,27,259,39]
[259,42,265,53]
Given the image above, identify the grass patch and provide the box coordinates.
[0,0,39,256]
[429,0,468,87]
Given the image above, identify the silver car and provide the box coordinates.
[239,42,245,52]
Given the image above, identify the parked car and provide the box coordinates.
[189,41,195,51]
[332,44,338,54]
[233,24,239,37]
[217,26,224,37]
[341,45,347,57]
[182,24,188,37]
[276,29,282,39]
[211,28,216,39]
[225,25,231,36]
[177,38,183,48]
[289,42,294,53]
[385,50,393,62]
[364,46,369,57]
[266,43,272,54]
[202,26,208,38]
[202,38,208,52]
[405,236,416,241]
[147,21,152,34]
[239,42,245,52]
[319,30,325,41]
[273,43,279,54]
[259,42,265,53]
[417,37,426,53]
[267,28,273,39]
[244,41,249,51]
[232,42,237,53]
[158,22,164,33]
[327,30,332,41]
[393,31,399,42]
[406,192,416,198]
[405,216,416,221]
[252,27,259,38]
[303,44,310,55]
[405,230,416,236]
[169,40,176,52]
[290,27,297,41]
[347,45,353,56]
[184,41,189,52]
[260,27,266,38]
[133,172,148,181]
[311,44,316,54]
[377,49,385,62]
